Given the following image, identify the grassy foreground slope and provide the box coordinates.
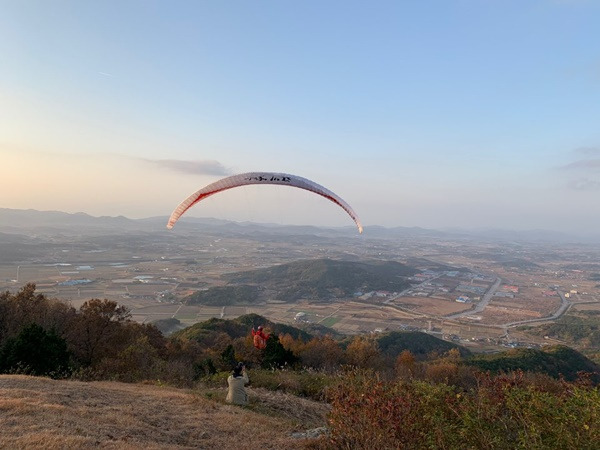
[0,375,325,449]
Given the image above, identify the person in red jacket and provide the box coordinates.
[251,326,270,350]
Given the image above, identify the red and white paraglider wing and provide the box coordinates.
[166,172,363,233]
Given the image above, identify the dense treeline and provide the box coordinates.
[0,284,175,381]
[0,285,344,382]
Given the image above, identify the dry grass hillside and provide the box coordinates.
[0,375,329,449]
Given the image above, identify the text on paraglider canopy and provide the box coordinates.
[244,176,292,182]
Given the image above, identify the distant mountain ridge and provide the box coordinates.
[0,208,146,234]
[1,207,598,243]
[0,208,355,237]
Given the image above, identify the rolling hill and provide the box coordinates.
[466,345,600,382]
[375,331,471,359]
[222,258,417,301]
[173,314,316,343]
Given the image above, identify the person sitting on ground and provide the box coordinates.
[226,362,249,406]
[251,325,270,350]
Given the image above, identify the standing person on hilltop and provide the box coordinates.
[251,325,270,350]
[226,362,249,406]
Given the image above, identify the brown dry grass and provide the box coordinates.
[0,375,327,449]
[396,296,472,316]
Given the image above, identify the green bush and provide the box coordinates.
[249,369,332,400]
[0,323,71,378]
[262,335,298,369]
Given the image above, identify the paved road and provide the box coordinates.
[504,290,571,328]
[445,277,502,319]
[380,275,576,329]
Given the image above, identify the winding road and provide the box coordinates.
[504,290,571,328]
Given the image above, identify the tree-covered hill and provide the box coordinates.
[465,345,600,382]
[518,311,600,364]
[223,258,417,301]
[173,314,314,343]
[173,316,600,383]
[529,311,600,349]
[375,331,471,359]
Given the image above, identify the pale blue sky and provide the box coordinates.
[1,1,599,235]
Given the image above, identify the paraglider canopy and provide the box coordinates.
[166,172,363,233]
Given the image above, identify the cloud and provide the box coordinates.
[559,159,600,171]
[559,148,600,190]
[574,146,600,156]
[141,158,232,176]
[567,178,600,190]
